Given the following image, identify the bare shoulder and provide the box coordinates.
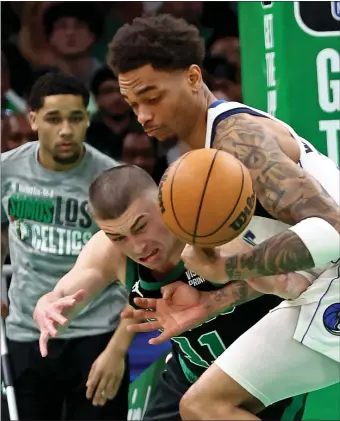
[213,113,288,164]
[212,113,339,229]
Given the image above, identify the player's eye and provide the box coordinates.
[70,115,85,123]
[46,116,61,124]
[135,223,147,234]
[111,236,126,242]
[148,97,160,105]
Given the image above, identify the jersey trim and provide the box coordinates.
[209,100,226,109]
[209,107,268,148]
[139,261,186,291]
[125,258,136,292]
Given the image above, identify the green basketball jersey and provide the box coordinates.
[125,258,283,381]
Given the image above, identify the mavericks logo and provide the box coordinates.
[323,303,340,336]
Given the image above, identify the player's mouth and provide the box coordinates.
[145,128,159,136]
[139,248,159,263]
[59,143,74,151]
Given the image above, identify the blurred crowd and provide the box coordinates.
[1,0,240,382]
[1,1,241,163]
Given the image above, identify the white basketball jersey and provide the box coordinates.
[204,100,340,246]
[204,101,340,360]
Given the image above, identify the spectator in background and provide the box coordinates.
[161,1,214,46]
[1,111,37,152]
[1,72,131,421]
[121,122,168,184]
[1,51,27,113]
[1,53,11,110]
[204,54,242,102]
[87,67,133,159]
[2,2,57,99]
[162,1,203,26]
[210,36,241,83]
[43,2,104,90]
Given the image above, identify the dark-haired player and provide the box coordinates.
[107,14,340,420]
[1,72,130,420]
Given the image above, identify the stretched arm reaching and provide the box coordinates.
[121,270,311,345]
[33,230,124,356]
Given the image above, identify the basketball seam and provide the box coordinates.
[168,152,251,244]
[170,151,197,236]
[192,149,220,244]
[197,159,246,237]
[194,157,246,238]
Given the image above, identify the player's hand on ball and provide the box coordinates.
[121,281,210,344]
[86,349,125,406]
[33,289,85,357]
[181,245,228,284]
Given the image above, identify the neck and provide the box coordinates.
[184,85,216,150]
[38,146,84,172]
[57,54,92,81]
[151,239,185,277]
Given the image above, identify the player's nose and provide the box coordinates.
[129,236,148,255]
[137,105,153,127]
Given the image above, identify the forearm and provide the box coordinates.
[202,281,263,316]
[224,230,315,281]
[54,267,106,299]
[104,304,136,356]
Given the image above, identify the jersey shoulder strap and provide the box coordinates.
[125,258,137,292]
[205,100,301,149]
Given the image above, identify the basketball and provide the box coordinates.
[158,149,256,247]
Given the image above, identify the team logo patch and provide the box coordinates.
[323,303,340,336]
[14,219,30,241]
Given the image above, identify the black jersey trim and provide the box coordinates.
[210,107,267,148]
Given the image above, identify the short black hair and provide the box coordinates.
[90,66,117,96]
[28,72,90,111]
[108,14,205,75]
[43,2,103,40]
[89,165,157,220]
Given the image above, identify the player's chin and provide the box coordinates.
[153,131,173,142]
[53,152,81,165]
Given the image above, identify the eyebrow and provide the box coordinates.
[44,109,85,117]
[122,85,158,99]
[108,215,146,237]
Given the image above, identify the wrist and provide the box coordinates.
[105,340,129,357]
[41,289,63,304]
[200,290,227,317]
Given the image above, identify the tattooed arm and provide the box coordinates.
[213,113,340,280]
[203,280,263,316]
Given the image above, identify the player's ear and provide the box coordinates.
[29,111,38,131]
[187,65,202,93]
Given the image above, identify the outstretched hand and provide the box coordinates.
[33,289,85,357]
[121,281,210,344]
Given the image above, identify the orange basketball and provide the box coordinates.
[158,148,256,247]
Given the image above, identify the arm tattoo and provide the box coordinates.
[207,281,262,313]
[213,114,340,279]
